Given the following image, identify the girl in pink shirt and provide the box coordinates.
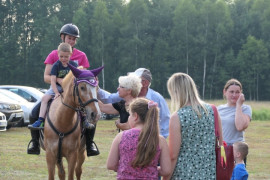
[107,98,171,179]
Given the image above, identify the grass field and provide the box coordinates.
[0,120,270,179]
[0,100,269,179]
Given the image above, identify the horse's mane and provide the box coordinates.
[62,66,84,88]
[62,71,73,88]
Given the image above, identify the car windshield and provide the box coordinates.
[0,86,44,103]
[0,90,28,103]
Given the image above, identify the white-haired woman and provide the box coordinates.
[98,74,142,131]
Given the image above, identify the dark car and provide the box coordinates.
[0,93,24,129]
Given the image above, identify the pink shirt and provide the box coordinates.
[44,48,90,68]
[117,128,161,180]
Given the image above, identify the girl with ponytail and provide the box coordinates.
[107,97,171,179]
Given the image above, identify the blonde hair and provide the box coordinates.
[129,98,160,168]
[58,42,72,54]
[234,142,249,159]
[167,73,207,118]
[118,74,142,97]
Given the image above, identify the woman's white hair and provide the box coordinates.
[119,74,142,97]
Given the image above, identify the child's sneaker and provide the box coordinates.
[39,122,44,129]
[28,118,44,130]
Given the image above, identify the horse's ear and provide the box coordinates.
[68,63,82,78]
[91,66,104,77]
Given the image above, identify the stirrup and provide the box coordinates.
[87,141,100,156]
[27,139,40,155]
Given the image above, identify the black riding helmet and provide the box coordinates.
[60,23,80,38]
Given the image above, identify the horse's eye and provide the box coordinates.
[80,86,85,91]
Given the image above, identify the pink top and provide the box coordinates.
[44,48,90,68]
[117,128,161,180]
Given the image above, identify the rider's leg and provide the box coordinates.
[27,102,41,155]
[85,125,100,156]
[28,94,52,129]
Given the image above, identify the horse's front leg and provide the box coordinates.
[67,150,78,180]
[46,150,57,180]
[75,147,86,180]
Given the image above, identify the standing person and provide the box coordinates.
[107,98,171,179]
[98,74,142,131]
[28,43,77,129]
[98,68,170,138]
[165,72,223,180]
[231,142,249,180]
[27,23,99,157]
[217,79,252,164]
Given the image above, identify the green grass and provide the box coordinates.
[1,99,270,179]
[0,120,270,179]
[0,120,118,180]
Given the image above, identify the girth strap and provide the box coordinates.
[47,110,80,164]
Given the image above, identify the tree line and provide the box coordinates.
[1,0,270,100]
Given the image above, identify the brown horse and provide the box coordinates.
[43,65,103,180]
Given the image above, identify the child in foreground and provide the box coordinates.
[28,43,77,129]
[231,142,249,180]
[106,97,171,179]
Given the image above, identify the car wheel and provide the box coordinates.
[6,125,11,129]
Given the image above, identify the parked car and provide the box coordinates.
[101,113,119,120]
[0,112,7,131]
[0,85,44,103]
[0,93,24,129]
[0,89,35,126]
[38,88,48,94]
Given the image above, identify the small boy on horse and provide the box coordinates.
[28,43,79,129]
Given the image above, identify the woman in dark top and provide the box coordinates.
[98,74,142,130]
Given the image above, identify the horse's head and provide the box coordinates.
[68,64,104,126]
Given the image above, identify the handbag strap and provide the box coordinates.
[211,104,220,139]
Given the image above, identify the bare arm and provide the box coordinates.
[51,75,60,99]
[98,100,119,115]
[158,136,171,177]
[44,64,64,85]
[235,94,251,131]
[115,120,130,130]
[163,112,181,180]
[106,132,122,171]
[217,113,223,146]
[44,64,52,84]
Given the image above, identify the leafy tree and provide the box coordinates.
[237,35,269,100]
[90,1,111,89]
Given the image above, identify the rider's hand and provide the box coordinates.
[54,93,61,99]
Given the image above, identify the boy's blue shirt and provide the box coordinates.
[231,164,248,180]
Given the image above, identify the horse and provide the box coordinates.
[43,64,103,180]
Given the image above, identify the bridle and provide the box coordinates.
[61,77,98,113]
